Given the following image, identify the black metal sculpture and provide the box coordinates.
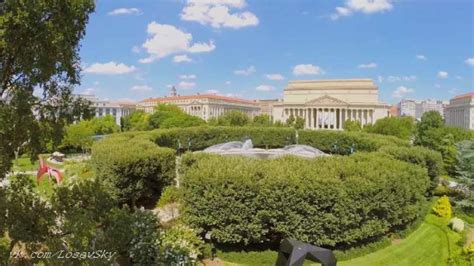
[275,239,337,266]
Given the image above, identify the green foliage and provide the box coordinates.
[252,114,272,126]
[343,120,362,132]
[5,176,55,254]
[365,116,415,140]
[298,130,409,155]
[454,140,474,211]
[211,110,251,126]
[122,110,152,131]
[378,145,444,193]
[91,137,176,207]
[90,115,120,135]
[153,126,297,150]
[128,210,161,266]
[62,121,95,153]
[432,196,452,219]
[181,152,429,247]
[158,224,204,264]
[0,0,95,179]
[150,104,205,129]
[157,186,182,208]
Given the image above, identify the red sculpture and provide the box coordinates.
[37,156,63,184]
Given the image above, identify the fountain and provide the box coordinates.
[202,139,328,159]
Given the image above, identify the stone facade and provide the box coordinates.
[76,94,136,125]
[137,94,260,121]
[272,79,390,130]
[445,92,474,130]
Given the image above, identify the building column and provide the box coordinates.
[338,108,342,130]
[316,108,320,129]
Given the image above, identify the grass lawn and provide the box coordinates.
[218,214,470,266]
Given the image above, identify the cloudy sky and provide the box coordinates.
[78,0,473,103]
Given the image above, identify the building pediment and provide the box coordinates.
[305,95,348,106]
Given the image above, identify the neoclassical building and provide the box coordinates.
[137,90,260,121]
[445,92,474,130]
[272,79,390,130]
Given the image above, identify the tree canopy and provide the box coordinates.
[365,116,415,140]
[0,0,95,178]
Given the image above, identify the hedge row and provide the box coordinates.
[378,145,444,193]
[91,137,176,207]
[111,126,408,155]
[180,152,429,247]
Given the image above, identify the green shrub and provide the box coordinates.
[378,145,444,193]
[298,130,409,155]
[432,196,452,219]
[157,186,182,208]
[153,126,296,150]
[181,152,429,247]
[91,137,176,207]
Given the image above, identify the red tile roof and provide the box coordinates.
[139,93,257,105]
[453,92,474,99]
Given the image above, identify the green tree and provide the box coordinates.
[365,116,415,140]
[294,116,305,130]
[62,122,94,153]
[215,110,250,126]
[343,120,362,132]
[149,104,205,129]
[0,0,95,178]
[286,114,295,126]
[122,110,151,131]
[455,140,474,211]
[415,111,444,146]
[252,114,272,126]
[90,115,120,135]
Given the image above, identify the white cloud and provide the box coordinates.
[205,89,219,94]
[108,8,141,16]
[173,55,192,63]
[130,85,153,92]
[386,75,417,82]
[139,22,215,63]
[434,84,441,88]
[256,85,275,92]
[377,76,384,83]
[416,54,427,60]
[456,76,463,80]
[180,0,259,29]
[225,81,231,85]
[293,64,324,76]
[179,74,197,79]
[178,81,196,89]
[132,46,141,53]
[83,61,136,75]
[188,41,216,53]
[392,86,414,98]
[331,0,393,20]
[465,58,474,66]
[437,71,448,79]
[234,66,256,75]
[265,74,285,80]
[358,62,377,69]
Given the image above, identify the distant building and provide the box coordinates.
[75,94,136,125]
[389,105,399,117]
[397,99,448,120]
[255,99,280,119]
[272,79,390,130]
[137,89,260,121]
[445,92,474,130]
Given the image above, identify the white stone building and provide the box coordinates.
[398,99,449,119]
[272,79,390,130]
[445,92,474,130]
[76,94,136,125]
[137,93,260,121]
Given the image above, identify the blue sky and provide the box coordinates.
[78,0,474,104]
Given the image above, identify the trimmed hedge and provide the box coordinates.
[180,152,429,247]
[298,130,409,154]
[378,145,444,193]
[111,126,407,154]
[91,137,176,207]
